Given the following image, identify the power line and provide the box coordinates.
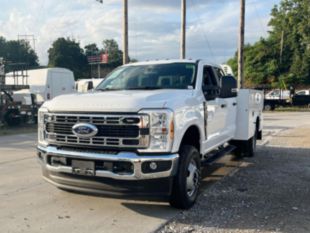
[96,0,129,64]
[190,0,216,62]
[251,1,268,38]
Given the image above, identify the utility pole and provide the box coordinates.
[280,30,284,64]
[98,64,101,78]
[237,0,245,89]
[180,0,186,59]
[123,0,129,64]
[96,0,129,65]
[0,58,5,86]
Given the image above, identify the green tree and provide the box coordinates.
[84,43,99,56]
[102,39,123,66]
[227,0,310,88]
[48,37,88,79]
[0,36,39,70]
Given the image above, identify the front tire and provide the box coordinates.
[169,145,201,209]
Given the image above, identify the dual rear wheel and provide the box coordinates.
[231,128,258,158]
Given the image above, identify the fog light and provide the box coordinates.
[149,162,157,170]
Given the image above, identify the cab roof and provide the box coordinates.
[124,59,220,68]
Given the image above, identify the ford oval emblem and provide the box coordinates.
[72,123,98,138]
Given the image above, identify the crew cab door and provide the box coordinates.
[216,69,238,139]
[202,66,228,146]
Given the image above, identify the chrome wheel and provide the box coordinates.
[186,159,199,197]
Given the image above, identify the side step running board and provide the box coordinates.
[201,145,236,167]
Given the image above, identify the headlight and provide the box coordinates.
[38,108,48,146]
[138,109,174,153]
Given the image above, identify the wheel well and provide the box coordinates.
[256,117,260,130]
[180,126,200,153]
[256,117,262,140]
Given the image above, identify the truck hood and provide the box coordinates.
[43,89,193,112]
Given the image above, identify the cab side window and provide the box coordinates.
[214,68,225,86]
[202,66,220,101]
[202,66,218,87]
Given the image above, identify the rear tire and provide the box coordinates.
[4,109,21,126]
[264,104,272,111]
[231,129,257,158]
[244,130,257,157]
[169,145,201,209]
[231,141,244,158]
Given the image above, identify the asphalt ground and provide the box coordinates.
[159,112,310,233]
[0,112,309,233]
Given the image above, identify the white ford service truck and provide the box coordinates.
[37,60,263,209]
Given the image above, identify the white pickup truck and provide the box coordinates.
[37,60,263,209]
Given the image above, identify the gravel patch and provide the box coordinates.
[158,145,310,233]
[268,127,310,148]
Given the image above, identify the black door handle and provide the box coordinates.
[221,104,227,108]
[232,102,237,106]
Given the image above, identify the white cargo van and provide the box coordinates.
[6,68,76,103]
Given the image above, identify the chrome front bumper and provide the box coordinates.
[37,146,179,180]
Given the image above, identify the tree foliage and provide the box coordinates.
[227,0,310,88]
[84,39,124,66]
[102,39,123,66]
[0,36,39,71]
[48,37,88,79]
[84,43,99,56]
[48,38,131,79]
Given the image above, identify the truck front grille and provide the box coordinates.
[44,113,149,149]
[46,123,140,138]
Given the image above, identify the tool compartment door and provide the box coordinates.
[234,89,264,140]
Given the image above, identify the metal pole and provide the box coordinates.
[98,64,100,79]
[280,30,284,64]
[180,0,186,59]
[90,64,93,78]
[237,0,245,89]
[123,0,129,64]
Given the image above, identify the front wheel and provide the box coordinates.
[169,145,201,209]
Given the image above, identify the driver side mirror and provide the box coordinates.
[202,86,220,101]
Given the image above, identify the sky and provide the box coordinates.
[0,0,281,65]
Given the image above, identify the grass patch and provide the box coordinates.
[274,106,310,112]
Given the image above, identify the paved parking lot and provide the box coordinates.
[160,112,310,233]
[0,112,309,233]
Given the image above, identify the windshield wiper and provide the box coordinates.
[97,87,167,91]
[96,88,123,92]
[125,87,164,90]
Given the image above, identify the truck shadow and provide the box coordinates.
[68,145,310,233]
[120,156,243,220]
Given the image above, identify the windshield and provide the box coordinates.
[96,63,196,91]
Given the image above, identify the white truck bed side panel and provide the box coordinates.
[234,89,264,140]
